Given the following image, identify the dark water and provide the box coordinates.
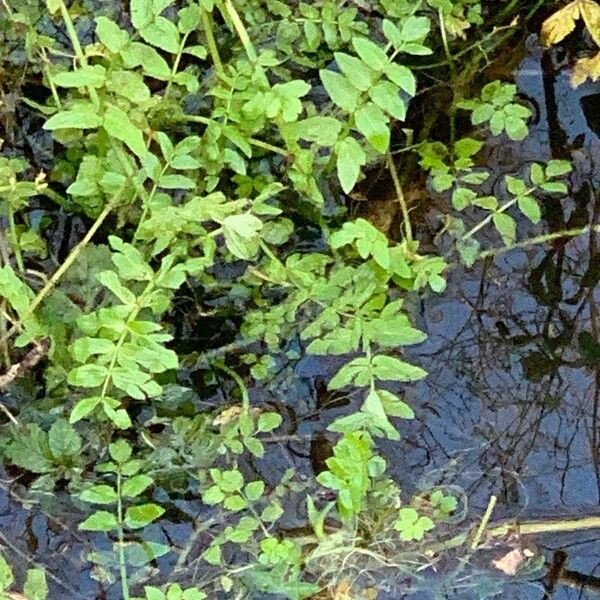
[6,35,600,599]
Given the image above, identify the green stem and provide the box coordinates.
[221,0,257,62]
[462,196,519,240]
[476,225,600,260]
[181,115,288,156]
[0,302,10,369]
[386,151,413,245]
[164,32,190,101]
[201,6,224,75]
[470,495,497,551]
[57,0,100,106]
[116,467,130,600]
[214,360,250,410]
[439,9,457,154]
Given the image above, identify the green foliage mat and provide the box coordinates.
[0,0,576,597]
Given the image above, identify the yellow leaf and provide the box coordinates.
[541,0,581,46]
[571,51,600,86]
[581,0,600,45]
[541,0,600,47]
[332,581,354,600]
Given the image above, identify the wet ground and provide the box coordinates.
[5,31,600,600]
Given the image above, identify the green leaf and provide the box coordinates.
[140,17,180,53]
[452,187,477,210]
[329,357,371,390]
[169,155,201,170]
[492,212,517,245]
[79,510,119,531]
[545,159,572,177]
[68,364,108,388]
[109,439,132,462]
[122,474,154,498]
[369,81,406,120]
[103,104,147,159]
[378,389,414,419]
[282,116,341,146]
[96,17,130,53]
[355,104,390,152]
[244,480,265,501]
[48,419,82,457]
[46,0,60,13]
[121,42,171,80]
[505,176,528,196]
[540,181,568,194]
[352,37,389,71]
[125,503,165,529]
[334,52,374,91]
[336,137,366,193]
[257,412,282,432]
[262,502,284,522]
[44,104,103,130]
[203,544,221,565]
[320,70,360,112]
[362,389,399,439]
[0,555,14,591]
[223,495,247,511]
[23,568,48,600]
[178,5,201,34]
[80,485,118,504]
[6,424,53,473]
[222,213,263,260]
[372,355,427,382]
[97,270,136,304]
[214,468,244,492]
[400,16,431,42]
[70,396,103,423]
[52,65,107,88]
[384,64,416,96]
[517,195,541,223]
[505,116,529,140]
[530,163,545,186]
[202,485,225,505]
[72,337,116,363]
[158,174,196,189]
[131,0,154,29]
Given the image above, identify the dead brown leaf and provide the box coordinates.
[491,547,535,576]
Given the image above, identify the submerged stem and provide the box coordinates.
[116,468,130,600]
[387,151,413,245]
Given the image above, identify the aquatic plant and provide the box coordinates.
[0,0,585,597]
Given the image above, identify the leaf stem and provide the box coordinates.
[201,6,224,76]
[163,32,190,102]
[439,9,457,154]
[56,0,100,106]
[116,467,130,600]
[181,115,288,156]
[214,360,250,410]
[221,0,257,62]
[387,151,413,245]
[462,196,518,241]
